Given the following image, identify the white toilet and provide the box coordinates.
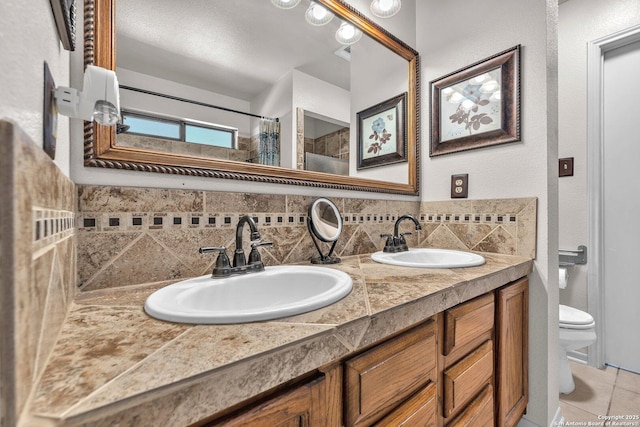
[558,304,597,394]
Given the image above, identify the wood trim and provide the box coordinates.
[83,0,420,195]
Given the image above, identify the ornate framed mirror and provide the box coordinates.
[83,0,420,195]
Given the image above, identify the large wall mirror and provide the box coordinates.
[84,0,419,195]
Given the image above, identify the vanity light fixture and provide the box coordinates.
[370,0,401,18]
[305,3,334,26]
[271,0,302,10]
[54,65,121,126]
[335,22,362,45]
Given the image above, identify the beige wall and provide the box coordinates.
[417,1,559,425]
[558,0,640,325]
[0,0,72,176]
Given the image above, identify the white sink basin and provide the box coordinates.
[144,265,352,324]
[371,248,485,268]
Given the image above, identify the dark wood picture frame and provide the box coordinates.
[357,92,407,170]
[430,45,520,157]
[50,0,76,51]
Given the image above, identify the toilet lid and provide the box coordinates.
[559,305,595,328]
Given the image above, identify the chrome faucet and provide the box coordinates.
[381,214,422,253]
[199,215,272,277]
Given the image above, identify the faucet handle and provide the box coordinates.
[249,241,272,265]
[251,240,273,248]
[199,246,226,254]
[200,247,233,277]
[380,234,395,253]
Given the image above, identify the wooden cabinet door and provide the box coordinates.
[446,385,494,427]
[374,381,437,427]
[344,320,436,427]
[204,367,341,427]
[443,293,494,357]
[442,340,493,418]
[496,278,529,427]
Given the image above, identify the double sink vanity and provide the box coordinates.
[25,212,532,426]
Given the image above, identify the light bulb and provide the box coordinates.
[335,22,362,45]
[305,3,334,26]
[93,100,119,126]
[370,0,401,18]
[271,0,301,10]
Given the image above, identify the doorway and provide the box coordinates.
[588,24,640,374]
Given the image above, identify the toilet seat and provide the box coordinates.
[559,304,595,330]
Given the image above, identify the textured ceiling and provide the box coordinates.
[116,0,352,100]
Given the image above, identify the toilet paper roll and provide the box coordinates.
[559,267,569,289]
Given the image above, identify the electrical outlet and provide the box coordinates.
[451,174,468,198]
[559,157,574,177]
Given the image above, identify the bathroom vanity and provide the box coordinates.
[24,252,532,426]
[200,278,528,427]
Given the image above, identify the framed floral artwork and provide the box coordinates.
[430,45,520,156]
[357,93,407,170]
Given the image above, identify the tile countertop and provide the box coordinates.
[24,252,532,427]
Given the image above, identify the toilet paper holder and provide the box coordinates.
[559,245,587,267]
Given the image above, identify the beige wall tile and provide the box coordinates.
[0,121,77,426]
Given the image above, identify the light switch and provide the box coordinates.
[559,157,574,177]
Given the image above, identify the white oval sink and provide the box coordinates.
[144,265,352,324]
[371,248,485,268]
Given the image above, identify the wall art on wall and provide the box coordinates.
[430,45,521,156]
[357,92,407,169]
[49,0,76,51]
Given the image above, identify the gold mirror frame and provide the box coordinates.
[83,0,420,195]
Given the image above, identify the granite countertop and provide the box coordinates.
[25,252,532,427]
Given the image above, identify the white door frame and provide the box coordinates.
[587,23,640,368]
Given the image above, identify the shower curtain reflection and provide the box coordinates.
[258,119,280,166]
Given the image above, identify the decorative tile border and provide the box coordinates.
[75,185,536,291]
[76,212,411,233]
[32,208,75,252]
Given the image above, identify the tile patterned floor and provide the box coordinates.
[560,361,640,424]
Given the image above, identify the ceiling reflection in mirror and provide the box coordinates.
[86,0,419,194]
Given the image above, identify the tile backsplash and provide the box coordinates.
[0,121,77,426]
[76,185,536,291]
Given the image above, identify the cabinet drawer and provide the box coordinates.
[443,340,493,418]
[375,381,436,427]
[446,385,494,427]
[345,320,436,427]
[443,293,494,356]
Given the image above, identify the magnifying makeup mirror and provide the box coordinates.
[307,198,342,264]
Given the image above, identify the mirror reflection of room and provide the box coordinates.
[113,0,410,183]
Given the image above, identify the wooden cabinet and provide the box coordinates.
[443,340,493,418]
[344,320,436,427]
[447,385,495,427]
[436,279,529,427]
[197,277,528,427]
[438,293,495,425]
[496,278,529,427]
[201,366,341,427]
[375,382,437,427]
